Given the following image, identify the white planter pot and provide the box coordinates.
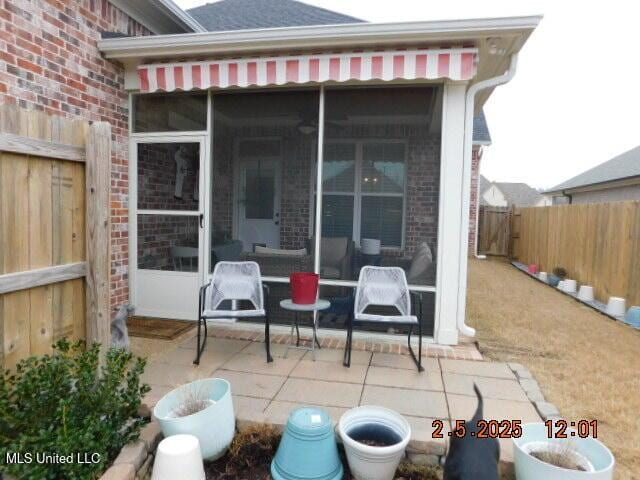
[513,423,614,480]
[152,434,205,480]
[557,280,565,291]
[606,297,626,317]
[538,272,548,282]
[338,406,411,480]
[578,285,595,302]
[563,279,578,293]
[154,378,235,460]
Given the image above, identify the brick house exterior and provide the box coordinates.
[0,1,184,316]
[468,146,483,254]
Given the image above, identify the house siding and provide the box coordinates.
[0,0,152,315]
[563,184,640,204]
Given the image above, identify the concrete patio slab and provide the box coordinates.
[214,369,286,399]
[241,341,305,359]
[442,373,529,402]
[291,359,368,384]
[275,378,363,408]
[141,360,217,387]
[371,352,439,371]
[405,416,450,456]
[365,366,444,391]
[232,394,270,425]
[302,347,372,365]
[446,394,541,424]
[440,359,515,379]
[159,344,237,367]
[221,353,300,376]
[263,400,347,430]
[361,385,448,418]
[178,336,249,352]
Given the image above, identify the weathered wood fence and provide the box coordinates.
[511,202,640,306]
[0,104,111,369]
[478,206,512,256]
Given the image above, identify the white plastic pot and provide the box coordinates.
[151,434,205,480]
[563,279,578,293]
[606,297,626,317]
[557,280,565,291]
[538,272,548,282]
[514,423,614,480]
[338,406,411,480]
[578,285,595,302]
[154,378,235,460]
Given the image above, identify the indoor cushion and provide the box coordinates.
[320,266,341,279]
[407,242,433,283]
[320,237,348,267]
[255,246,307,256]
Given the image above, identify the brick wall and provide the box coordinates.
[468,146,483,254]
[0,0,152,314]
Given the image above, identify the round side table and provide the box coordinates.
[280,299,330,360]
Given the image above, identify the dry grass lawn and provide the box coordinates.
[467,258,640,480]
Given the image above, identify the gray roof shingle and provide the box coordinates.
[545,146,640,193]
[494,182,544,207]
[187,0,363,31]
[473,110,491,144]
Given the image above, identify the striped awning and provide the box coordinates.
[138,48,477,93]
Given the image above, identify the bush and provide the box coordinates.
[0,339,150,480]
[552,266,567,279]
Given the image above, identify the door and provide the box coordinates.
[132,138,206,320]
[237,158,281,251]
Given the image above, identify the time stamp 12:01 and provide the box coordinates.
[431,419,598,439]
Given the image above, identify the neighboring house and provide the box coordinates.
[480,176,550,208]
[0,0,540,346]
[545,146,640,205]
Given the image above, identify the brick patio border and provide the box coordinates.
[207,327,483,361]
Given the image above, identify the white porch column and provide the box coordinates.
[434,82,467,345]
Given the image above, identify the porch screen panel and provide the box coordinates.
[316,86,441,336]
[211,90,319,326]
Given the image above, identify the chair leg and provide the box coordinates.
[343,313,353,367]
[407,325,424,372]
[264,315,273,363]
[194,289,207,365]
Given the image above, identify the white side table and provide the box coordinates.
[280,299,330,360]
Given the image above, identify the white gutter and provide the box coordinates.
[458,53,519,337]
[98,15,541,60]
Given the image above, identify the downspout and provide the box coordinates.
[458,53,519,337]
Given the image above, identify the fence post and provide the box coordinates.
[85,122,111,357]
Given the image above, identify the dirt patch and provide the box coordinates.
[467,258,640,480]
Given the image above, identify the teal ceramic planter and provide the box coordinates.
[625,306,640,328]
[271,407,343,480]
[548,274,561,287]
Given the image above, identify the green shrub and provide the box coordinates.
[0,339,150,480]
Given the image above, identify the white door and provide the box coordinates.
[132,137,206,320]
[237,158,281,251]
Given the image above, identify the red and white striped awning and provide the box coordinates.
[138,48,477,93]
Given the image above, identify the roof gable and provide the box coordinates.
[546,145,640,193]
[188,0,364,32]
[494,182,543,207]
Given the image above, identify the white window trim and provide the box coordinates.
[314,138,408,251]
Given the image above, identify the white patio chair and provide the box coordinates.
[194,261,272,365]
[170,246,198,272]
[344,266,424,371]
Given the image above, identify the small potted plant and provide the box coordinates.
[513,423,614,480]
[154,378,235,460]
[548,267,567,287]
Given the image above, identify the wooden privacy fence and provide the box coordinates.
[478,206,512,256]
[511,202,640,306]
[0,104,111,369]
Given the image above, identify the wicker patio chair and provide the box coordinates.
[194,261,272,365]
[344,266,423,371]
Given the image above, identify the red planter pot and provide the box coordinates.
[290,272,319,305]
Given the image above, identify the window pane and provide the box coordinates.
[134,93,207,132]
[137,142,199,211]
[322,195,354,238]
[362,143,405,193]
[323,143,355,192]
[361,196,403,248]
[137,214,199,271]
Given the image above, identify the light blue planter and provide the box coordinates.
[548,274,561,287]
[271,408,343,480]
[624,306,640,328]
[153,378,235,460]
[514,423,614,480]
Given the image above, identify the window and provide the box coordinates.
[320,141,406,249]
[133,92,207,132]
